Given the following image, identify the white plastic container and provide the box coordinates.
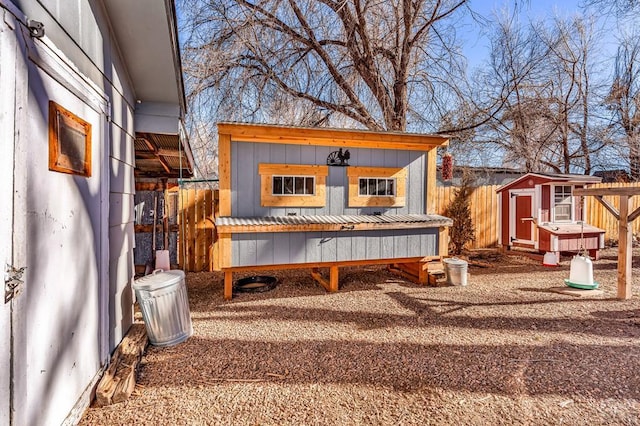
[133,270,193,347]
[542,252,558,267]
[443,258,468,286]
[568,255,594,286]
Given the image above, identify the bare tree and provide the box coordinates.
[606,30,640,179]
[470,12,555,172]
[469,11,608,174]
[179,0,470,132]
[537,15,607,174]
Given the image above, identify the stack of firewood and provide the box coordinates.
[94,323,148,406]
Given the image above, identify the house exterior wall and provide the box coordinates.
[231,228,439,267]
[231,142,427,216]
[1,1,137,424]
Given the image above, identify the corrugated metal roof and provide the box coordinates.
[216,214,452,227]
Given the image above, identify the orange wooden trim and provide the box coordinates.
[329,266,339,292]
[48,101,92,177]
[439,226,449,257]
[218,133,231,216]
[427,149,437,214]
[311,268,331,292]
[345,166,405,177]
[220,256,440,273]
[224,271,233,301]
[388,264,422,284]
[258,163,329,176]
[347,166,407,208]
[218,233,232,269]
[217,122,449,150]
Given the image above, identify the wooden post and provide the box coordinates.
[618,196,632,299]
[224,271,233,300]
[329,265,339,292]
[574,186,640,300]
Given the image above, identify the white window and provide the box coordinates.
[553,185,573,222]
[358,178,396,197]
[272,176,315,196]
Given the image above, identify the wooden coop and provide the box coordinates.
[213,123,453,299]
[496,173,605,259]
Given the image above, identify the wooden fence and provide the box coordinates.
[175,183,640,271]
[175,188,218,272]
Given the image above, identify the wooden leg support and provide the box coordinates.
[329,265,339,292]
[311,267,339,293]
[224,271,233,300]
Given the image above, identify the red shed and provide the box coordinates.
[496,173,605,259]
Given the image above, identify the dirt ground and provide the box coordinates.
[80,248,640,425]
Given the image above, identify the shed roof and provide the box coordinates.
[102,0,194,178]
[216,214,452,233]
[496,172,602,193]
[217,122,449,151]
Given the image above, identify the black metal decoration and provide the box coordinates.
[327,148,351,166]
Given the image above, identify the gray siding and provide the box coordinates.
[231,228,439,267]
[231,142,427,217]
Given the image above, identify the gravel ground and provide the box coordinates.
[80,248,640,425]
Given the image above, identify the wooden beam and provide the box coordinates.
[594,195,620,220]
[221,256,439,273]
[618,196,633,300]
[574,186,640,197]
[224,271,233,301]
[427,149,437,214]
[134,224,179,233]
[439,226,449,257]
[311,267,339,292]
[217,122,449,151]
[218,133,231,216]
[329,265,339,292]
[311,268,330,291]
[218,233,232,269]
[628,205,640,223]
[139,137,172,174]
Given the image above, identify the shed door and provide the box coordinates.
[514,193,534,241]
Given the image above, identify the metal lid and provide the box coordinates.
[133,269,185,291]
[443,257,467,266]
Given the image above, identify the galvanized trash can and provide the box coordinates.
[133,269,193,347]
[443,258,468,286]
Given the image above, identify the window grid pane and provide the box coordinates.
[272,175,315,196]
[273,176,283,195]
[358,177,396,196]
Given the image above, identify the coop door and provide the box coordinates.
[512,192,535,244]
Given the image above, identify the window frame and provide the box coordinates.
[258,163,328,207]
[48,101,92,177]
[552,184,574,222]
[346,166,406,207]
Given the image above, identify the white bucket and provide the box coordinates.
[542,252,558,267]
